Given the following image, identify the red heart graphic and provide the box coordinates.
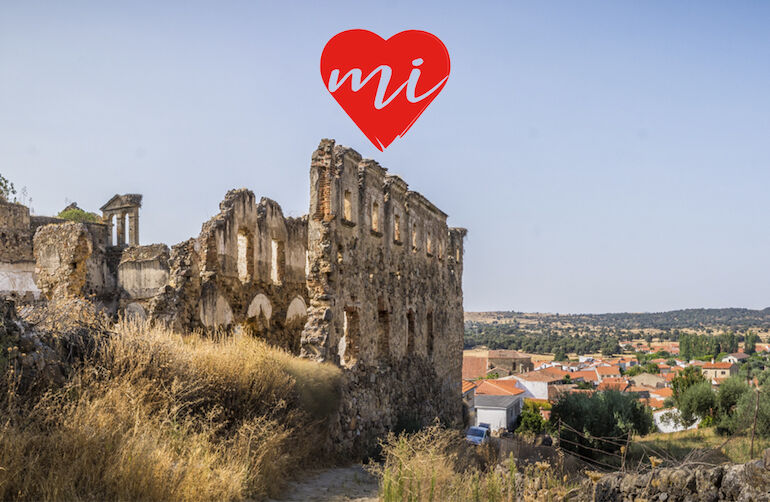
[321,30,450,151]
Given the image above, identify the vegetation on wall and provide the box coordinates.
[57,207,102,223]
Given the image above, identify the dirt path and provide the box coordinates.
[268,465,379,502]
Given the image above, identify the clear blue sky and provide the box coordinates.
[1,1,768,313]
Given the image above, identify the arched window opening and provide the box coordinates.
[394,214,401,242]
[271,239,285,285]
[339,307,360,367]
[371,201,380,232]
[343,190,353,221]
[237,229,253,283]
[412,226,418,253]
[426,234,433,256]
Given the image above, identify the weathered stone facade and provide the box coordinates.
[33,221,115,301]
[2,139,467,455]
[300,140,466,453]
[0,201,39,300]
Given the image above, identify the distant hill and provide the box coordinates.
[466,308,770,332]
[464,308,770,354]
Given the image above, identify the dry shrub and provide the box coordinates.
[0,311,342,501]
[375,424,578,502]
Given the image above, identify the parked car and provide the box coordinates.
[465,425,490,445]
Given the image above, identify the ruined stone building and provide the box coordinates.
[0,139,467,455]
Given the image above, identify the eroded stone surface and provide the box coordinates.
[4,139,467,457]
[588,455,770,502]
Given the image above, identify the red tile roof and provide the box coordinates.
[572,370,599,383]
[651,387,673,398]
[704,362,735,370]
[645,398,666,409]
[515,370,565,383]
[596,366,621,376]
[462,355,488,379]
[541,366,570,378]
[475,379,526,396]
[598,378,630,391]
[461,381,477,394]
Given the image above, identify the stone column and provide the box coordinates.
[104,212,114,246]
[116,211,126,246]
[128,208,139,246]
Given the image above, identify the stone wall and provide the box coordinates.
[4,139,468,458]
[0,202,39,300]
[130,190,310,352]
[33,221,115,300]
[586,451,770,501]
[301,139,466,448]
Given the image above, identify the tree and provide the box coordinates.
[601,339,621,357]
[516,408,546,435]
[745,332,759,355]
[716,377,750,433]
[0,173,15,202]
[553,347,567,361]
[678,381,716,426]
[671,366,706,404]
[729,388,770,437]
[551,390,653,460]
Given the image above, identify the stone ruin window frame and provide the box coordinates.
[340,306,361,368]
[236,227,254,284]
[406,309,416,355]
[426,232,433,257]
[342,189,356,226]
[393,213,402,245]
[377,297,390,360]
[270,238,286,285]
[370,200,382,237]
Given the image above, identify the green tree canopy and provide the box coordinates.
[57,207,101,223]
[671,366,706,404]
[678,381,716,426]
[551,390,653,460]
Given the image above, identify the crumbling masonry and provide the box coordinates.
[0,139,466,455]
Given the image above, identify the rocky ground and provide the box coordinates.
[267,465,378,502]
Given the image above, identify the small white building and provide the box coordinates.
[474,394,523,432]
[511,371,563,400]
[653,408,699,434]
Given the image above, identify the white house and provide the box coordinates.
[653,408,699,434]
[722,353,749,365]
[474,394,523,432]
[511,371,564,400]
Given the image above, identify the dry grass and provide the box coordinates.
[0,312,342,501]
[628,427,770,467]
[374,424,578,502]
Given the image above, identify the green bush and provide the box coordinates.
[727,388,770,437]
[551,390,653,460]
[57,207,101,223]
